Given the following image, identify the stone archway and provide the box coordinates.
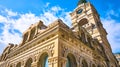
[66,53,77,67]
[37,52,49,67]
[25,58,33,67]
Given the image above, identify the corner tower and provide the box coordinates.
[70,0,110,49]
[70,0,119,66]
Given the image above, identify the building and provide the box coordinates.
[0,0,119,67]
[115,53,120,66]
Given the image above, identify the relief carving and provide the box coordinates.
[48,57,58,65]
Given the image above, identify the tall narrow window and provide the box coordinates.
[66,53,77,67]
[66,56,71,67]
[44,56,48,67]
[38,53,49,67]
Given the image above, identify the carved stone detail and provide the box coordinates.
[48,57,58,65]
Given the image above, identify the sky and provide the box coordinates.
[0,0,120,54]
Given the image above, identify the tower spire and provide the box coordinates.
[78,0,87,6]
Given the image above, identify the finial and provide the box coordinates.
[77,0,87,6]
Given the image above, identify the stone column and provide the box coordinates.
[61,57,67,67]
[57,57,67,67]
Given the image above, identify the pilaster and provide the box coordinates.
[58,57,67,67]
[48,57,58,67]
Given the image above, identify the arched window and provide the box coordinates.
[44,55,48,67]
[81,59,88,67]
[16,62,21,67]
[66,56,71,67]
[66,53,77,67]
[78,18,88,26]
[38,53,49,67]
[25,58,33,67]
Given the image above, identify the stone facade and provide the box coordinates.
[0,1,119,67]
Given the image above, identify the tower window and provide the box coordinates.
[78,18,88,26]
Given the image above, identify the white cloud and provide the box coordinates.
[106,10,119,18]
[39,6,71,26]
[59,11,71,26]
[51,6,63,12]
[0,15,7,23]
[45,2,50,7]
[0,6,71,54]
[102,18,120,53]
[40,12,58,25]
[14,13,40,33]
[5,9,18,17]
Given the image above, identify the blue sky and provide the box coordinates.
[0,0,120,54]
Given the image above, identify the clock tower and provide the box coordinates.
[71,1,106,42]
[70,0,118,66]
[70,0,110,50]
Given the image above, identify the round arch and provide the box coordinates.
[25,58,33,67]
[37,49,51,60]
[37,52,49,67]
[16,62,21,67]
[78,18,88,26]
[66,53,77,67]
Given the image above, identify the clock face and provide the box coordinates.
[77,9,83,14]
